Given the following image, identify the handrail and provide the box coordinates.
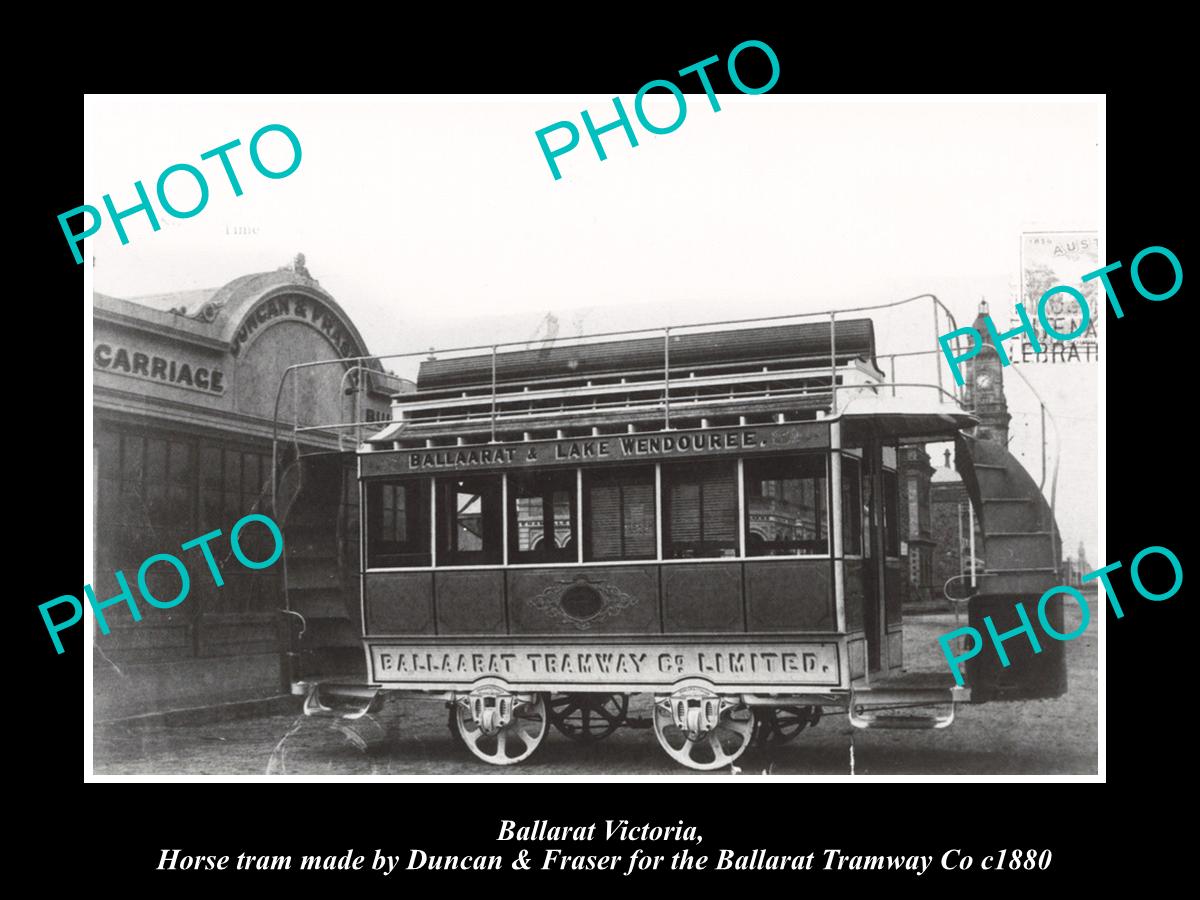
[275,292,957,376]
[832,381,967,408]
[663,327,671,429]
[943,573,977,626]
[1003,362,1063,574]
[1003,363,1060,496]
[943,573,978,604]
[829,312,837,413]
[489,345,497,442]
[336,363,368,453]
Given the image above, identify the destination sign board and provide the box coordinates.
[360,422,829,477]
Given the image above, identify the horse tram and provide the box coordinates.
[289,299,1065,769]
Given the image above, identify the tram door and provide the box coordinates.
[860,442,886,674]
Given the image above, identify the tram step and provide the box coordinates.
[283,537,343,559]
[285,565,348,591]
[983,532,1057,569]
[848,678,967,729]
[298,647,366,681]
[286,587,352,619]
[297,617,361,648]
[848,711,956,730]
[850,680,968,706]
[980,498,1045,533]
[972,466,1012,496]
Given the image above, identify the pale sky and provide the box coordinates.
[84,95,1101,563]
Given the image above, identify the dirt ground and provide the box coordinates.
[93,610,1098,776]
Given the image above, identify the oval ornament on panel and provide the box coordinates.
[530,576,639,630]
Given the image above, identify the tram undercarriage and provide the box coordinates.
[305,677,968,769]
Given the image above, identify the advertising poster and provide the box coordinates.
[1015,231,1101,363]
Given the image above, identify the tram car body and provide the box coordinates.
[302,314,1066,769]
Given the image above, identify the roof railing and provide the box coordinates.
[832,381,965,408]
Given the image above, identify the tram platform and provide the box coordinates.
[849,671,969,730]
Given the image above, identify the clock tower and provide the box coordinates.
[963,300,1011,446]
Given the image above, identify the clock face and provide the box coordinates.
[976,373,992,390]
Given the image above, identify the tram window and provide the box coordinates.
[366,479,431,568]
[584,466,657,561]
[437,476,502,565]
[842,455,863,556]
[509,470,578,563]
[744,455,828,556]
[663,461,738,559]
[883,468,900,557]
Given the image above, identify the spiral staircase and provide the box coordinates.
[273,449,364,684]
[955,434,1066,701]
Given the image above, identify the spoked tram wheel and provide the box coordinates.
[454,692,549,765]
[751,705,821,748]
[549,693,629,743]
[652,698,755,771]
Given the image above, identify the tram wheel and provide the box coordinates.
[652,699,755,771]
[454,692,549,766]
[549,693,628,743]
[751,706,821,748]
